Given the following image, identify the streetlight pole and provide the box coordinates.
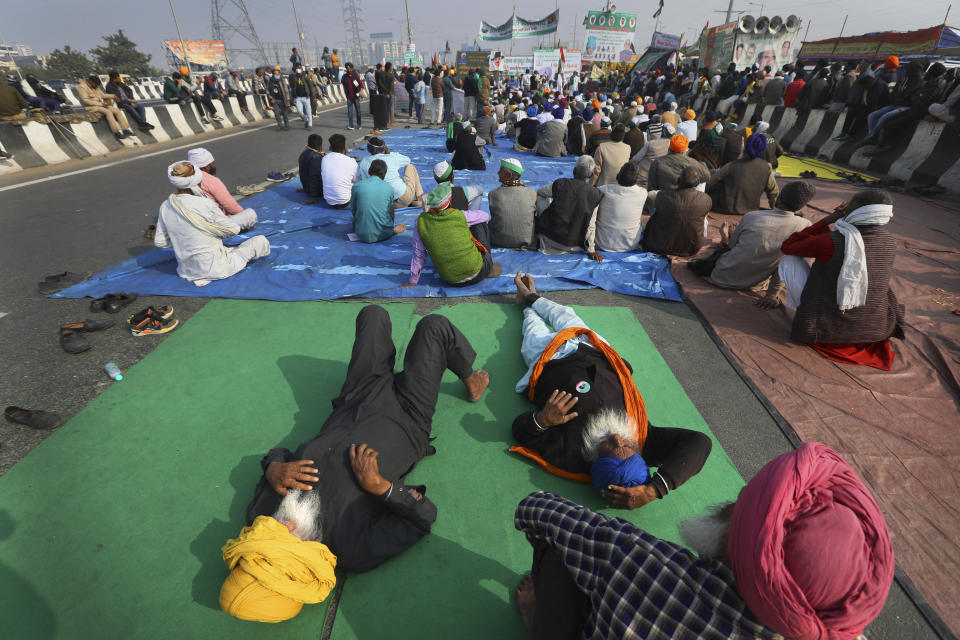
[168,0,193,71]
[292,0,306,64]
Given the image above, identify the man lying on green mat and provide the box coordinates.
[220,305,490,622]
[510,272,711,509]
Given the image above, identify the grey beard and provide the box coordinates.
[679,505,730,561]
[274,489,323,542]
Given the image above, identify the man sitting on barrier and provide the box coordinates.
[513,442,893,640]
[706,134,779,215]
[155,161,270,287]
[351,158,406,243]
[105,71,154,133]
[509,271,711,508]
[357,136,424,208]
[78,75,134,141]
[186,147,257,229]
[224,70,250,112]
[404,182,502,288]
[778,188,904,370]
[222,305,489,622]
[8,74,60,114]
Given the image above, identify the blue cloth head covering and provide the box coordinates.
[583,107,594,121]
[526,105,538,117]
[573,110,583,118]
[552,106,565,119]
[590,453,650,493]
[745,133,768,159]
[544,101,554,111]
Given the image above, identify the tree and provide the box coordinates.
[90,29,158,76]
[45,46,95,79]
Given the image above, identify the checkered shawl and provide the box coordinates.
[514,492,783,640]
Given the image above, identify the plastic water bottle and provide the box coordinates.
[105,362,123,381]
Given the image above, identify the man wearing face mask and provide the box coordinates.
[267,66,290,130]
[187,147,257,229]
[289,63,317,129]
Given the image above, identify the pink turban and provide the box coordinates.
[727,443,894,640]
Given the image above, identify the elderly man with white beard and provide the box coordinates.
[509,272,712,507]
[513,443,896,640]
[155,162,270,287]
[219,305,490,623]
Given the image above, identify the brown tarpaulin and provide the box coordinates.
[670,180,960,635]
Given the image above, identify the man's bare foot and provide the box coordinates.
[516,573,535,633]
[394,223,406,234]
[514,271,532,305]
[463,370,489,402]
[522,273,536,294]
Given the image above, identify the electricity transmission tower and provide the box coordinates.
[341,0,365,67]
[211,0,269,68]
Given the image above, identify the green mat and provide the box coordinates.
[0,300,748,640]
[330,303,747,640]
[0,300,415,640]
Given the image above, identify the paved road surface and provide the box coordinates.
[0,103,942,639]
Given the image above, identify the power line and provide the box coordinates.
[211,0,269,67]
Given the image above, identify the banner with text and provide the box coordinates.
[489,53,534,74]
[455,50,491,74]
[163,40,227,68]
[532,49,584,79]
[651,31,681,50]
[583,11,638,63]
[479,10,560,41]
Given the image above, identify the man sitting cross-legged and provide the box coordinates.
[513,442,894,639]
[155,162,270,287]
[222,305,490,622]
[296,134,324,205]
[509,271,712,509]
[351,158,406,243]
[356,136,424,208]
[404,182,502,288]
[187,147,257,229]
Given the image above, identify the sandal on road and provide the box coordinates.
[59,328,90,354]
[38,271,90,295]
[61,318,115,333]
[5,406,62,430]
[90,293,138,313]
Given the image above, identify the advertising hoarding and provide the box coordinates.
[583,11,638,63]
[163,40,227,68]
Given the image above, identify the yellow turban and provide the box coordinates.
[219,516,337,623]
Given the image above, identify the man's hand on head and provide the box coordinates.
[349,443,392,496]
[536,389,580,428]
[602,483,658,509]
[266,459,319,496]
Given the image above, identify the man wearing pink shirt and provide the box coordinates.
[187,147,257,230]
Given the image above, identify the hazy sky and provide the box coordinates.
[3,0,953,67]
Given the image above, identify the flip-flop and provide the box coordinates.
[61,318,115,332]
[4,406,62,429]
[5,406,61,429]
[59,329,90,354]
[103,292,138,314]
[90,294,117,312]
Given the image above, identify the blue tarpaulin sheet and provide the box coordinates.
[53,128,681,302]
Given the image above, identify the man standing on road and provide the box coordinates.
[266,67,289,130]
[430,70,444,127]
[377,62,397,128]
[289,63,316,130]
[342,62,365,130]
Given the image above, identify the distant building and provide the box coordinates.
[0,42,34,58]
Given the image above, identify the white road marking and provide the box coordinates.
[0,102,349,194]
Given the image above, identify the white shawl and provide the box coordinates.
[834,204,894,311]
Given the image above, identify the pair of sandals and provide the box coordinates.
[799,170,818,178]
[60,317,115,354]
[90,292,138,314]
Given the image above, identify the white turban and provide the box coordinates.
[662,122,676,136]
[168,161,203,190]
[187,147,215,168]
[755,121,770,134]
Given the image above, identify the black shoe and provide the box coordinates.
[0,150,12,160]
[38,271,90,294]
[115,131,125,140]
[5,406,62,430]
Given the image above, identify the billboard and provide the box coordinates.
[455,50,491,74]
[163,40,227,68]
[799,25,945,60]
[369,32,393,40]
[698,23,738,69]
[479,10,559,41]
[731,28,802,70]
[651,32,681,50]
[489,53,534,74]
[583,11,638,63]
[532,49,584,79]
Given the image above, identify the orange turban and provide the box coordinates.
[683,109,696,121]
[884,56,899,69]
[179,66,189,76]
[592,99,601,110]
[669,134,689,152]
[220,516,337,623]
